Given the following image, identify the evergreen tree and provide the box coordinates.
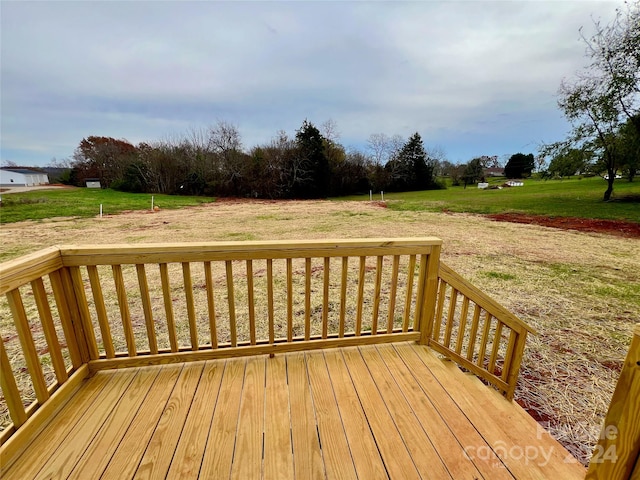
[386,133,438,191]
[291,120,330,198]
[504,153,535,178]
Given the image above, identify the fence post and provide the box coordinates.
[419,244,441,345]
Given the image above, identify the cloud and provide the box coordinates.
[1,0,624,165]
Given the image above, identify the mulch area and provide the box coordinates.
[487,213,640,238]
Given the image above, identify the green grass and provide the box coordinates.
[0,188,215,224]
[339,177,640,222]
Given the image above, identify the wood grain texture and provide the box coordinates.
[4,344,585,480]
[30,277,68,383]
[287,352,324,480]
[136,264,158,354]
[230,356,266,480]
[323,349,388,479]
[306,351,358,480]
[263,355,294,479]
[99,365,183,480]
[341,347,420,480]
[165,361,224,479]
[87,265,115,358]
[199,359,245,479]
[6,289,49,404]
[135,363,204,479]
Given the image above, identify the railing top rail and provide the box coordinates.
[56,238,443,265]
[0,247,63,295]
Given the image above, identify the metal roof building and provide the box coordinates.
[0,168,49,187]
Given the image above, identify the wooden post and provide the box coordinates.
[586,324,640,480]
[419,244,441,345]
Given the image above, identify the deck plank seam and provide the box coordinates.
[159,361,209,479]
[68,365,164,479]
[371,344,457,479]
[403,344,519,479]
[339,346,422,479]
[322,349,390,479]
[30,368,140,480]
[391,343,515,480]
[109,363,186,479]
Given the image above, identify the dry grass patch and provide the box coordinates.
[1,199,638,467]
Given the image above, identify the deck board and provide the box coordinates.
[323,348,388,479]
[69,366,162,479]
[3,342,586,480]
[166,361,225,479]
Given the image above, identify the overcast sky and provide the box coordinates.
[1,0,624,167]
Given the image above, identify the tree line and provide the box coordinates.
[61,121,444,198]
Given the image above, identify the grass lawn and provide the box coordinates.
[0,188,215,224]
[340,177,640,222]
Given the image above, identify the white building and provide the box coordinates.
[0,168,50,187]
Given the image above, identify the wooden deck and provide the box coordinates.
[3,343,586,480]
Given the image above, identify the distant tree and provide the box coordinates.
[547,2,639,199]
[449,164,466,186]
[617,115,640,181]
[462,158,484,187]
[73,136,138,187]
[288,120,330,198]
[548,148,592,178]
[385,133,439,191]
[504,153,535,178]
[367,133,391,166]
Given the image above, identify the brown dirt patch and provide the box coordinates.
[487,213,640,238]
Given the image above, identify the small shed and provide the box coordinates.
[0,168,49,187]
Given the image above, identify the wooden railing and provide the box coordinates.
[0,238,536,465]
[586,324,640,480]
[426,262,536,400]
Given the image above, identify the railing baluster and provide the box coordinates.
[444,288,458,349]
[86,266,115,358]
[112,265,136,356]
[267,259,274,344]
[48,270,82,368]
[286,258,293,342]
[339,257,348,338]
[204,261,218,348]
[501,329,518,383]
[159,263,178,352]
[68,267,99,361]
[402,255,416,332]
[432,280,446,342]
[372,256,383,334]
[477,312,493,369]
[246,260,256,345]
[488,321,504,375]
[305,258,311,341]
[466,304,482,362]
[225,260,237,347]
[356,256,366,335]
[413,254,428,331]
[455,296,470,355]
[6,289,49,404]
[182,262,198,351]
[0,336,27,427]
[136,264,158,355]
[30,278,68,383]
[387,255,400,334]
[322,257,330,339]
